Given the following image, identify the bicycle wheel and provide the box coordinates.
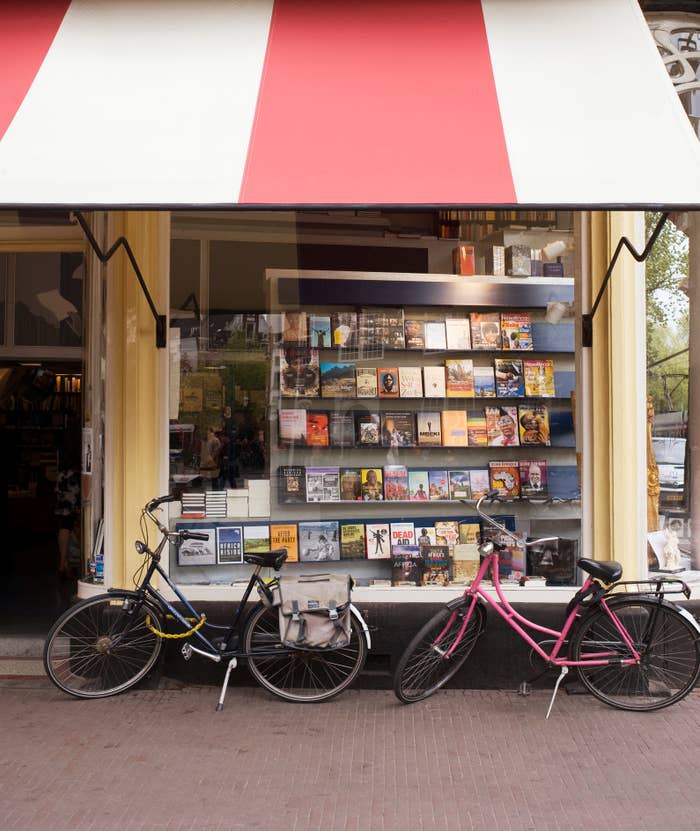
[44,592,164,699]
[394,600,485,703]
[244,603,367,702]
[572,597,700,711]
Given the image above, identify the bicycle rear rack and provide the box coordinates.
[605,578,691,600]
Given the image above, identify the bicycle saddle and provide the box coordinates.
[577,558,622,583]
[244,549,288,570]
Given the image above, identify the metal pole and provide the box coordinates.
[687,213,700,567]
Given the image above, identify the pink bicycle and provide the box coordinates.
[394,495,700,713]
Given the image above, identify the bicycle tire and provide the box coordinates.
[394,600,485,703]
[571,597,700,711]
[244,603,367,702]
[44,592,164,699]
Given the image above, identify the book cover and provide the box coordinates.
[180,493,205,519]
[469,469,490,499]
[435,521,459,551]
[470,312,502,350]
[377,367,400,398]
[483,527,527,579]
[485,405,520,447]
[216,525,243,564]
[441,410,468,447]
[452,542,481,584]
[501,311,533,351]
[356,412,381,446]
[384,465,409,501]
[308,314,332,348]
[448,470,472,501]
[305,466,340,503]
[408,470,430,501]
[331,312,358,348]
[306,411,330,446]
[269,523,299,563]
[458,521,481,545]
[277,465,306,503]
[356,367,378,398]
[391,545,425,586]
[298,520,340,562]
[404,319,425,350]
[428,469,450,501]
[340,522,366,560]
[178,527,217,565]
[416,411,442,447]
[467,411,488,447]
[385,308,406,349]
[494,359,525,397]
[488,460,521,498]
[329,411,356,448]
[518,405,551,446]
[390,522,416,547]
[381,412,416,447]
[321,363,356,398]
[365,522,391,559]
[243,525,270,554]
[416,526,437,547]
[523,359,556,397]
[473,365,496,397]
[279,346,320,397]
[424,320,447,351]
[278,408,307,447]
[398,366,423,398]
[445,359,475,397]
[422,545,451,586]
[519,460,548,498]
[339,467,362,501]
[527,538,577,585]
[445,318,472,351]
[423,366,447,398]
[282,311,308,344]
[361,467,384,501]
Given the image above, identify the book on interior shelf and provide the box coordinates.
[282,311,308,344]
[306,411,330,446]
[441,410,469,447]
[467,411,488,446]
[377,367,400,398]
[385,308,406,349]
[404,319,425,350]
[488,460,521,498]
[519,460,548,498]
[308,314,332,348]
[356,412,381,446]
[416,526,437,546]
[408,469,430,501]
[500,312,533,351]
[470,312,502,350]
[482,527,526,580]
[448,470,472,500]
[384,465,409,501]
[181,492,206,518]
[505,245,531,278]
[356,367,378,398]
[178,527,217,565]
[458,521,481,545]
[243,525,271,554]
[399,366,423,398]
[277,465,307,503]
[523,359,556,397]
[269,523,299,563]
[279,346,320,397]
[445,358,475,397]
[518,405,551,446]
[298,520,340,562]
[422,545,451,586]
[339,522,367,559]
[424,320,448,351]
[305,466,340,503]
[361,467,384,501]
[434,521,459,552]
[494,358,525,397]
[331,312,358,348]
[329,411,356,448]
[473,365,496,397]
[205,490,228,518]
[423,366,447,398]
[428,469,450,501]
[390,522,416,547]
[445,317,472,350]
[391,545,425,586]
[453,244,476,276]
[469,469,490,499]
[381,411,416,448]
[216,525,244,564]
[321,363,356,398]
[416,411,442,446]
[278,408,307,447]
[339,467,362,501]
[365,522,391,559]
[485,405,520,447]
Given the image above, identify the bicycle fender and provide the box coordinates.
[350,604,372,650]
[671,604,700,639]
[599,594,700,641]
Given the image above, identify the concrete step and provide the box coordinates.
[0,635,45,659]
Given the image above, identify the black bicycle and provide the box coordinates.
[44,495,370,708]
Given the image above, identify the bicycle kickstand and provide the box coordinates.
[545,666,568,720]
[216,657,237,712]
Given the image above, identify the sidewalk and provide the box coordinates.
[2,681,699,831]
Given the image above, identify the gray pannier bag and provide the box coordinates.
[265,573,353,649]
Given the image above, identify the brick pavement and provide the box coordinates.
[1,682,699,831]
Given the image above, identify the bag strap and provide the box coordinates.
[291,600,306,645]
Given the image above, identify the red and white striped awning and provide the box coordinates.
[1,0,698,208]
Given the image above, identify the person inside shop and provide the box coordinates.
[200,426,222,483]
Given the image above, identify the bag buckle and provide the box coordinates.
[328,600,339,621]
[291,600,301,622]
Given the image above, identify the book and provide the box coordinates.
[331,312,358,348]
[278,408,307,447]
[416,411,442,447]
[452,541,480,584]
[424,320,447,351]
[339,468,362,501]
[181,492,206,519]
[428,469,450,501]
[216,525,244,564]
[391,545,425,586]
[423,366,447,398]
[384,465,409,501]
[448,470,472,501]
[308,314,332,349]
[518,405,551,446]
[298,520,340,562]
[205,490,227,519]
[467,411,488,446]
[244,525,271,554]
[365,522,391,559]
[377,367,400,398]
[390,522,416,547]
[306,411,330,446]
[445,359,474,397]
[494,358,525,397]
[500,312,533,351]
[361,467,384,501]
[404,319,425,350]
[416,526,437,547]
[355,412,381,446]
[519,460,548,498]
[329,411,356,448]
[339,523,366,560]
[485,405,520,447]
[384,308,406,349]
[305,466,340,503]
[422,545,451,586]
[356,367,378,398]
[441,410,468,447]
[277,465,306,503]
[269,523,299,563]
[452,244,476,276]
[445,318,472,350]
[434,521,459,551]
[321,363,356,398]
[488,460,521,498]
[399,366,423,398]
[482,527,527,579]
[470,312,502,350]
[523,359,556,397]
[469,469,490,499]
[282,311,308,344]
[505,245,531,277]
[473,365,496,397]
[380,411,416,447]
[279,346,320,397]
[178,526,217,565]
[408,470,430,501]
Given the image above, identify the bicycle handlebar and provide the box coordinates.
[469,494,559,548]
